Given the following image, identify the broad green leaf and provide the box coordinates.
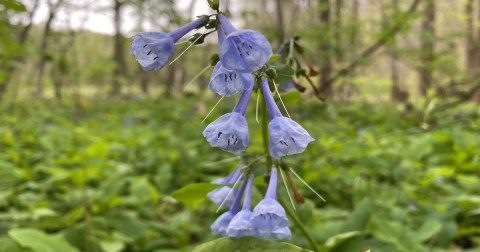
[268,54,282,63]
[193,237,312,252]
[172,183,220,208]
[414,219,442,242]
[105,212,148,239]
[340,197,373,232]
[270,64,294,84]
[9,228,79,252]
[0,237,28,252]
[325,231,362,247]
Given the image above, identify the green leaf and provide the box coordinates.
[268,54,281,63]
[9,228,79,252]
[270,64,294,84]
[325,231,362,248]
[414,219,442,242]
[193,237,312,252]
[207,0,219,10]
[172,183,220,208]
[105,212,148,239]
[340,197,373,232]
[2,0,27,12]
[0,237,28,252]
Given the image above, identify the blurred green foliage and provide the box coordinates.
[0,97,478,251]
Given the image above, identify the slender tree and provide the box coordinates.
[111,0,127,96]
[419,0,435,97]
[318,0,333,96]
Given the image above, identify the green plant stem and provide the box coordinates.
[279,197,320,252]
[260,91,272,169]
[259,89,319,252]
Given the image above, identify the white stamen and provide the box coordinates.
[272,79,291,118]
[183,65,211,92]
[169,30,207,65]
[255,91,260,124]
[279,168,296,210]
[216,172,244,212]
[202,96,224,123]
[289,167,326,202]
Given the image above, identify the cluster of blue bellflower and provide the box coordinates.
[130,14,314,240]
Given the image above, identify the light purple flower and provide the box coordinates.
[251,168,291,240]
[207,186,237,208]
[203,87,253,153]
[261,79,314,158]
[211,177,248,236]
[209,62,254,96]
[212,166,243,184]
[208,167,243,208]
[130,18,205,71]
[227,176,257,237]
[218,14,272,73]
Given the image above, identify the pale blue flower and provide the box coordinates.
[218,14,272,73]
[207,186,236,208]
[227,176,256,238]
[251,168,291,240]
[212,166,243,184]
[209,62,254,96]
[211,211,235,236]
[203,87,253,153]
[261,78,314,158]
[130,18,205,71]
[211,176,248,236]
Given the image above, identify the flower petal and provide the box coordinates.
[203,112,249,153]
[209,62,253,96]
[268,117,314,158]
[130,32,174,71]
[220,30,272,73]
[226,210,257,238]
[211,212,235,236]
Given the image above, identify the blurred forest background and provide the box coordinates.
[0,0,479,251]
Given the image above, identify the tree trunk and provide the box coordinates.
[275,0,285,46]
[318,0,332,97]
[419,0,435,97]
[34,0,63,98]
[334,0,343,60]
[0,0,40,98]
[111,0,126,96]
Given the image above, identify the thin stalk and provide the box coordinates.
[279,197,320,252]
[259,91,272,169]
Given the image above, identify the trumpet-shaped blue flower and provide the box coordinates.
[209,62,254,96]
[130,18,205,71]
[212,166,243,184]
[207,186,236,208]
[211,176,247,236]
[261,79,314,158]
[203,87,253,153]
[251,168,291,240]
[218,14,272,73]
[227,176,257,238]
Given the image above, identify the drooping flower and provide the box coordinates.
[208,166,243,208]
[226,176,257,237]
[130,18,206,71]
[218,14,272,73]
[209,62,254,96]
[212,166,243,184]
[211,177,248,236]
[203,87,253,153]
[261,78,314,158]
[251,168,291,240]
[207,186,237,207]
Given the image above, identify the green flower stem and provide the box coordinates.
[260,91,272,169]
[279,197,320,252]
[259,88,319,252]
